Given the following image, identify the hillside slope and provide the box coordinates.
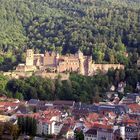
[0,0,139,70]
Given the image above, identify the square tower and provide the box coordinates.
[26,49,34,66]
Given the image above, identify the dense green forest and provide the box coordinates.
[0,68,139,102]
[0,0,140,71]
[0,0,139,102]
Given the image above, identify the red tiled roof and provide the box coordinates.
[0,102,19,107]
[16,109,62,123]
[122,118,138,124]
[109,112,116,117]
[128,104,140,113]
[84,121,94,129]
[40,118,51,124]
[16,113,40,119]
[93,122,113,130]
[87,113,99,121]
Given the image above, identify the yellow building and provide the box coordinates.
[0,115,10,122]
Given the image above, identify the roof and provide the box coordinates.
[37,101,46,106]
[60,124,73,135]
[109,112,116,117]
[99,104,129,114]
[28,99,39,105]
[74,103,99,113]
[72,108,89,116]
[93,123,113,131]
[0,102,19,108]
[126,93,140,100]
[85,129,97,135]
[122,118,138,124]
[87,113,99,121]
[16,105,30,114]
[53,100,75,106]
[128,104,140,113]
[16,113,40,119]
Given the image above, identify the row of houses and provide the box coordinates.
[0,93,139,139]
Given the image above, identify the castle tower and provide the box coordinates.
[55,52,60,72]
[26,49,34,66]
[56,52,59,64]
[86,56,92,76]
[36,58,40,66]
[78,50,84,75]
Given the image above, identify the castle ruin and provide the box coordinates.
[16,49,124,76]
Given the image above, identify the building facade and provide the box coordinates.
[84,128,114,140]
[16,49,124,76]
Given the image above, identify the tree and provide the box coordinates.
[75,130,84,140]
[4,122,19,140]
[0,56,4,65]
[0,74,8,92]
[10,124,19,140]
[17,116,37,136]
[15,92,23,100]
[31,118,37,136]
[0,124,4,138]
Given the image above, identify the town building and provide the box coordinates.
[0,95,140,139]
[114,126,140,140]
[84,128,97,140]
[36,109,61,135]
[84,124,114,140]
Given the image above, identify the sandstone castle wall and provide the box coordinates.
[15,49,125,77]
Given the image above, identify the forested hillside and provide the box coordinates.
[0,0,140,71]
[0,68,140,102]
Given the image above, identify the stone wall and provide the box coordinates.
[16,65,36,72]
[15,49,125,78]
[88,64,124,75]
[3,71,69,80]
[3,71,33,79]
[43,52,56,66]
[58,59,80,73]
[34,72,69,80]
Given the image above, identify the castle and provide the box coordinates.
[16,49,124,76]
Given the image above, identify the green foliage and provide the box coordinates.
[0,0,139,70]
[0,67,137,102]
[15,92,24,100]
[2,122,19,139]
[18,116,37,136]
[75,130,84,140]
[0,74,9,92]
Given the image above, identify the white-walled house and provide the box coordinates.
[84,129,97,140]
[37,119,51,135]
[52,121,63,135]
[36,110,62,136]
[84,127,114,140]
[98,128,114,140]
